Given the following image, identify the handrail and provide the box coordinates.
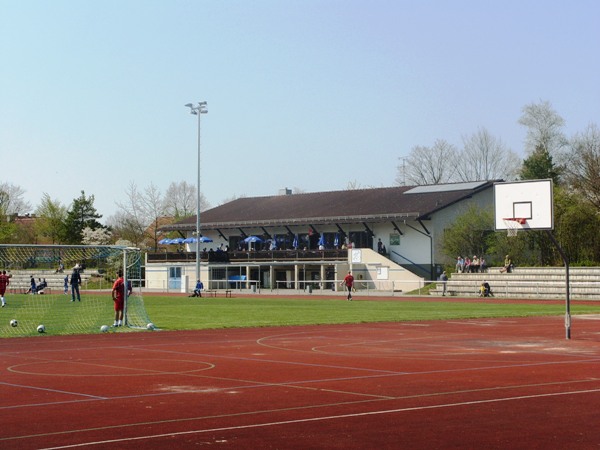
[147,249,349,263]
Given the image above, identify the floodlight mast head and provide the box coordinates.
[185,102,208,115]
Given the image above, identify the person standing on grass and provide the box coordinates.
[341,271,354,301]
[70,266,82,301]
[27,275,37,294]
[112,269,132,327]
[0,270,11,307]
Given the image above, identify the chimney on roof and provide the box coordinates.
[278,188,292,196]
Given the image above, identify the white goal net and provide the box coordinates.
[0,245,153,337]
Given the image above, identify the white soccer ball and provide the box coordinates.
[146,323,155,330]
[10,319,18,327]
[37,324,46,333]
[100,325,109,333]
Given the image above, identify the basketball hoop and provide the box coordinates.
[503,218,526,237]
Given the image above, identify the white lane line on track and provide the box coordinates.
[4,378,599,443]
[37,387,600,449]
[0,381,107,400]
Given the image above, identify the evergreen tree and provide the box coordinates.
[520,145,562,184]
[63,191,104,244]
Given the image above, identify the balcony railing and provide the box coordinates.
[147,249,349,264]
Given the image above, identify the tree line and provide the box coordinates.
[2,99,600,267]
[437,100,600,267]
[0,182,210,249]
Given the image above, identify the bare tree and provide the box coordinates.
[163,181,210,218]
[565,123,600,209]
[456,127,521,182]
[518,100,567,156]
[0,182,32,215]
[346,180,362,190]
[398,139,458,185]
[139,183,167,249]
[106,210,145,247]
[112,182,148,246]
[112,182,167,249]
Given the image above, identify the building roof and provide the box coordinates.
[163,181,496,232]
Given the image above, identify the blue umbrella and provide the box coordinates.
[158,238,170,245]
[243,235,263,251]
[292,234,298,249]
[334,233,339,247]
[183,236,213,243]
[170,237,185,245]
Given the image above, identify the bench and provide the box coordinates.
[200,290,231,298]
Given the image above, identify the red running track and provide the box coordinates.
[0,315,599,449]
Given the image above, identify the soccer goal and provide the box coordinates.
[0,245,154,337]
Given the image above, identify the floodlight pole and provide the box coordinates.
[185,101,208,283]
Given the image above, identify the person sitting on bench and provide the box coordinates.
[479,281,493,297]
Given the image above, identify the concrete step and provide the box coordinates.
[434,266,600,300]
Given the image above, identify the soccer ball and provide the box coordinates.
[100,325,109,333]
[37,324,46,333]
[146,323,155,330]
[10,319,18,327]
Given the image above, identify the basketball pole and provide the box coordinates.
[546,230,571,339]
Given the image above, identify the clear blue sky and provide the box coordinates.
[1,0,599,221]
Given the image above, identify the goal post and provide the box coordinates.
[0,244,154,337]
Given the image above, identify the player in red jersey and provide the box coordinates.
[341,271,354,301]
[111,270,132,327]
[0,270,11,307]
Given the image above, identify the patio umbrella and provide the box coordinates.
[292,234,298,249]
[334,233,339,247]
[169,237,185,245]
[243,235,263,251]
[158,238,170,245]
[184,236,213,244]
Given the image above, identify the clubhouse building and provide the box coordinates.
[146,181,496,294]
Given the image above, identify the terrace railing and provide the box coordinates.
[147,249,349,264]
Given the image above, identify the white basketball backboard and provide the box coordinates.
[494,179,554,230]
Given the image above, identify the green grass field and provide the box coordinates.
[144,296,600,330]
[2,293,600,337]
